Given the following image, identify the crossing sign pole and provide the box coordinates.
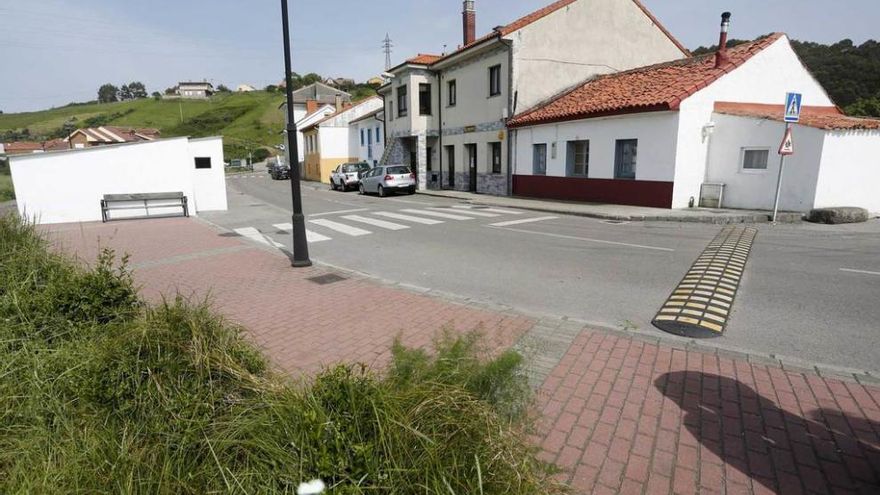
[772,93,802,223]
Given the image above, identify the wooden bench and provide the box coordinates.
[101,192,189,222]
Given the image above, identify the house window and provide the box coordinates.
[532,143,547,175]
[376,126,381,143]
[448,80,457,106]
[389,101,394,121]
[445,145,456,188]
[567,140,590,176]
[490,142,502,174]
[397,85,408,117]
[741,148,770,171]
[614,139,638,179]
[489,65,502,97]
[360,129,365,146]
[194,157,212,169]
[419,83,432,115]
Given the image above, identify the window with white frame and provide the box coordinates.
[567,140,589,176]
[741,148,769,171]
[489,65,502,97]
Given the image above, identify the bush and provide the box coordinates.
[0,215,560,494]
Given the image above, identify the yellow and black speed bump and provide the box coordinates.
[653,226,757,339]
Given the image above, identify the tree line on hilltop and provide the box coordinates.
[693,36,880,117]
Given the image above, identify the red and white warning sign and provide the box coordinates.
[778,126,794,155]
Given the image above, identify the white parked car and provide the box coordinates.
[358,165,416,197]
[330,162,371,192]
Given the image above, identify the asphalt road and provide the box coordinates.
[204,174,880,374]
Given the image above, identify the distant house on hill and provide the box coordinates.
[1,141,45,155]
[236,84,257,92]
[65,126,160,149]
[177,81,214,99]
[323,77,355,89]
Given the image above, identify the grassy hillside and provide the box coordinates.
[0,92,287,159]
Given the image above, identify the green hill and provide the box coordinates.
[0,92,287,160]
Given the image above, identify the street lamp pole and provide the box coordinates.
[280,0,312,267]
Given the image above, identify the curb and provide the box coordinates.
[416,190,803,224]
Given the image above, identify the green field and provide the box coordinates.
[0,92,288,159]
[0,170,13,201]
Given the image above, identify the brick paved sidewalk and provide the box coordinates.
[46,218,879,493]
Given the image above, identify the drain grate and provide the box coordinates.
[307,273,347,285]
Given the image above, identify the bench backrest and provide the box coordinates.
[103,192,185,202]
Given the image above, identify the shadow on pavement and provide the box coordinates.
[655,371,879,494]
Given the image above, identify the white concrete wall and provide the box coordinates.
[439,47,509,129]
[707,114,825,211]
[513,112,679,181]
[318,127,353,159]
[673,35,835,208]
[10,137,227,224]
[510,0,686,111]
[187,137,228,212]
[814,130,880,214]
[352,117,385,165]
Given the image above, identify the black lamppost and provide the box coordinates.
[280,0,312,267]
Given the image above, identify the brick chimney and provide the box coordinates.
[715,12,732,68]
[305,99,319,115]
[463,0,476,46]
[334,93,343,111]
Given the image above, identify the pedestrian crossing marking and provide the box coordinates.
[489,216,559,227]
[272,224,331,243]
[341,215,409,231]
[428,207,501,218]
[235,227,284,247]
[374,211,444,225]
[452,205,524,215]
[310,219,372,237]
[653,226,757,338]
[400,209,474,221]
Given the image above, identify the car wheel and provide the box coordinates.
[378,185,386,198]
[359,183,366,195]
[340,182,347,192]
[408,186,416,195]
[330,180,337,190]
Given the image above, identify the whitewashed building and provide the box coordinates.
[349,109,385,167]
[9,137,228,224]
[301,97,384,183]
[508,31,880,213]
[280,83,352,164]
[177,82,214,99]
[378,0,689,193]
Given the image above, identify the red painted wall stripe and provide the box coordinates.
[512,175,674,208]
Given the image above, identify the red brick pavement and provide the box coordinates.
[537,330,880,494]
[47,218,880,493]
[46,218,532,375]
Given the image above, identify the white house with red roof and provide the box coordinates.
[508,20,880,213]
[300,97,383,183]
[378,0,689,194]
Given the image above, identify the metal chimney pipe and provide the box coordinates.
[715,12,732,68]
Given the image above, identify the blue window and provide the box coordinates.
[376,126,381,142]
[360,129,364,146]
[367,128,373,145]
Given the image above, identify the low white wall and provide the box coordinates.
[319,127,353,159]
[814,130,880,214]
[10,137,227,224]
[513,111,679,181]
[707,114,824,212]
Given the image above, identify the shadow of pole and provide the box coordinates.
[655,371,879,494]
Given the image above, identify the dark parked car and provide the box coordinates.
[268,161,290,180]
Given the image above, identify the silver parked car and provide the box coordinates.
[358,165,416,197]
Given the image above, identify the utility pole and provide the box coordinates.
[281,0,312,267]
[382,33,393,70]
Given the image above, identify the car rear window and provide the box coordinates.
[343,164,361,173]
[386,166,410,175]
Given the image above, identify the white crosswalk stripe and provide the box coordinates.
[400,209,474,220]
[428,207,500,218]
[452,205,523,215]
[488,216,559,227]
[235,227,284,247]
[342,215,410,231]
[373,211,444,225]
[310,218,372,237]
[273,223,332,243]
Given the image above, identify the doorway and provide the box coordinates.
[466,143,477,192]
[445,145,455,189]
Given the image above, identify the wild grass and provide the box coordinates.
[0,214,562,494]
[0,167,13,201]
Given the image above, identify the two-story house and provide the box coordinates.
[378,0,689,194]
[350,109,385,167]
[177,82,214,99]
[280,83,353,164]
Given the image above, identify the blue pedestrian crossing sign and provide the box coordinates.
[784,92,802,123]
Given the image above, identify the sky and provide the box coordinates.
[0,0,877,113]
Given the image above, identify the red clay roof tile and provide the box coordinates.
[508,34,785,128]
[406,53,443,65]
[714,102,880,131]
